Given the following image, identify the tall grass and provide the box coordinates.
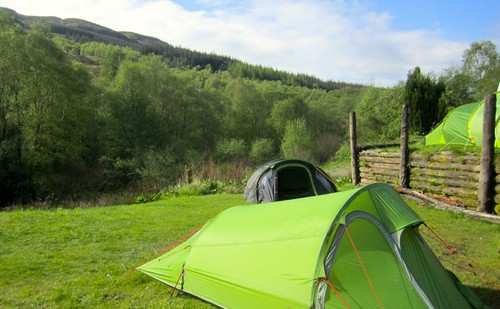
[190,159,250,182]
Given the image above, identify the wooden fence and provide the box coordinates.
[350,93,498,214]
[358,150,487,209]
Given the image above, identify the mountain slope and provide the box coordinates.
[0,7,361,90]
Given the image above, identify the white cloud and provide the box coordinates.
[0,0,471,86]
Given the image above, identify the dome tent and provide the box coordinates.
[425,102,482,146]
[243,159,337,204]
[137,183,486,309]
[426,84,500,147]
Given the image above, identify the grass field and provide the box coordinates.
[1,193,499,308]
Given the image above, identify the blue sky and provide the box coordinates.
[369,0,499,41]
[0,0,498,86]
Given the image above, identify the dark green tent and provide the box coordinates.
[243,159,337,203]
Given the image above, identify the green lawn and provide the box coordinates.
[0,193,498,308]
[407,201,500,308]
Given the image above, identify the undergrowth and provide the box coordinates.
[132,179,247,204]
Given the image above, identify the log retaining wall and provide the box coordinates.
[359,150,500,211]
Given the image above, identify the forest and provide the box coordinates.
[0,11,499,207]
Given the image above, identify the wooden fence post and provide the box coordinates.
[478,94,496,213]
[350,112,360,185]
[399,104,410,188]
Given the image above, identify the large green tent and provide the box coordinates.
[425,100,500,148]
[138,184,486,308]
[425,102,480,146]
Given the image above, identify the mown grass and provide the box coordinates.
[407,201,500,307]
[0,195,245,308]
[1,193,499,308]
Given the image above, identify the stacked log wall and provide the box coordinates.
[359,150,400,186]
[358,150,499,210]
[410,152,479,208]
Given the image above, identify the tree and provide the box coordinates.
[462,40,499,99]
[223,78,270,142]
[270,97,308,135]
[250,138,276,163]
[405,67,446,134]
[439,65,476,108]
[0,19,96,204]
[104,58,160,158]
[438,41,499,113]
[169,68,223,153]
[98,56,224,187]
[355,86,405,144]
[280,118,313,161]
[0,14,28,204]
[215,138,248,161]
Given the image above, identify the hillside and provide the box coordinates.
[2,7,155,48]
[0,7,360,91]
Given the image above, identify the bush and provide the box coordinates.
[280,118,313,160]
[312,133,343,163]
[250,138,276,163]
[176,179,245,196]
[215,138,248,161]
[99,156,140,189]
[137,149,180,185]
[334,141,351,162]
[132,179,246,203]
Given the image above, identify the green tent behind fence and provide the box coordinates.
[425,102,481,146]
[137,183,486,309]
[426,89,500,148]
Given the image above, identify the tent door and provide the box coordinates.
[319,211,429,309]
[276,165,316,200]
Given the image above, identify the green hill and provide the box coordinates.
[0,7,360,91]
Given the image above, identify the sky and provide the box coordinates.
[0,0,499,86]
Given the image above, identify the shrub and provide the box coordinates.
[137,149,180,185]
[280,118,312,160]
[250,138,276,163]
[334,141,351,162]
[215,138,248,161]
[312,133,343,163]
[99,156,140,189]
[132,179,246,203]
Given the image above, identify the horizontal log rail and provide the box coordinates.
[411,175,478,190]
[411,167,479,182]
[410,152,480,165]
[410,160,480,173]
[359,148,488,211]
[359,167,399,177]
[359,156,400,165]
